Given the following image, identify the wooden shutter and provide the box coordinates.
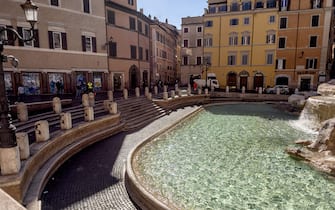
[48,31,54,49]
[81,35,86,51]
[33,29,39,48]
[92,37,97,52]
[61,32,67,50]
[314,59,318,69]
[6,26,15,46]
[283,59,286,69]
[17,27,24,46]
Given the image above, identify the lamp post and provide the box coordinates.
[0,0,38,175]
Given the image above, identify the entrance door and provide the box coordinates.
[143,71,148,87]
[240,77,248,90]
[300,78,311,91]
[254,75,264,89]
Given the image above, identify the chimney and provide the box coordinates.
[140,8,143,14]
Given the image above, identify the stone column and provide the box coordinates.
[84,107,94,121]
[60,112,72,130]
[108,102,118,115]
[16,102,28,122]
[82,94,89,107]
[35,120,50,142]
[123,89,128,100]
[171,90,175,98]
[53,97,62,114]
[163,92,169,100]
[107,90,113,101]
[16,132,29,160]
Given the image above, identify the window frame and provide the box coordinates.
[50,0,59,6]
[311,15,319,27]
[230,18,239,26]
[309,36,317,47]
[83,0,90,14]
[280,17,288,29]
[241,54,249,65]
[266,52,274,65]
[278,37,286,48]
[228,54,236,65]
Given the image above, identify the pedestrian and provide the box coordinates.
[87,81,94,93]
[17,84,25,102]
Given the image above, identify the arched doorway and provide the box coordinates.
[129,65,139,89]
[253,72,264,90]
[275,76,289,85]
[227,71,237,91]
[239,70,249,90]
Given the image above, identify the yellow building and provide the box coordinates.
[204,0,279,91]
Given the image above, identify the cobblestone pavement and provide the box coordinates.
[41,106,201,210]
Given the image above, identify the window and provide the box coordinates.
[83,0,90,13]
[280,0,289,11]
[205,20,213,27]
[266,32,276,44]
[145,49,149,61]
[280,17,287,29]
[183,27,189,33]
[244,17,250,25]
[312,15,319,27]
[312,0,321,8]
[219,4,227,12]
[0,25,7,41]
[50,0,59,6]
[22,72,40,95]
[241,33,250,45]
[255,1,264,8]
[310,36,317,47]
[197,27,202,32]
[266,52,274,64]
[139,47,143,60]
[138,21,142,33]
[23,28,33,47]
[242,1,252,10]
[278,37,286,48]
[204,37,213,47]
[81,35,97,52]
[242,54,249,65]
[276,58,286,69]
[197,39,202,47]
[229,33,238,46]
[196,57,202,65]
[306,58,318,69]
[128,0,134,5]
[109,41,117,57]
[18,27,39,47]
[209,6,216,13]
[183,56,188,65]
[230,18,239,26]
[107,10,115,24]
[183,39,189,47]
[228,55,236,65]
[48,31,67,50]
[231,2,239,11]
[129,17,136,30]
[130,45,137,59]
[267,0,276,8]
[145,24,149,36]
[269,15,276,23]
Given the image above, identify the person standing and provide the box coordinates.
[17,84,25,102]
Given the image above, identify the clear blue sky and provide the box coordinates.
[137,0,207,29]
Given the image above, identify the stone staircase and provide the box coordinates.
[116,96,167,131]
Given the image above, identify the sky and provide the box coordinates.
[137,0,207,29]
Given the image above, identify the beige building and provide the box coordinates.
[150,19,180,86]
[180,16,204,86]
[1,0,108,99]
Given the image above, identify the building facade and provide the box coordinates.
[203,0,335,91]
[1,0,108,100]
[180,16,204,86]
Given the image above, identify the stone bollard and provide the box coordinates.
[103,100,111,111]
[107,90,114,101]
[163,85,168,92]
[108,102,118,114]
[16,132,29,160]
[147,92,152,100]
[0,146,20,175]
[295,88,299,94]
[154,86,158,95]
[163,92,169,100]
[187,86,192,95]
[258,87,263,94]
[16,102,28,122]
[205,88,209,95]
[226,86,230,93]
[60,112,72,130]
[242,86,246,94]
[35,120,50,142]
[53,97,62,114]
[175,84,179,92]
[198,88,202,95]
[145,87,149,97]
[276,87,281,95]
[171,90,175,98]
[84,106,94,121]
[135,87,140,97]
[178,90,182,97]
[123,89,128,100]
[211,85,215,92]
[88,92,95,107]
[82,94,89,107]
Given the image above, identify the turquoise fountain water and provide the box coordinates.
[134,103,335,209]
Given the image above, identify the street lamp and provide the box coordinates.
[0,0,38,168]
